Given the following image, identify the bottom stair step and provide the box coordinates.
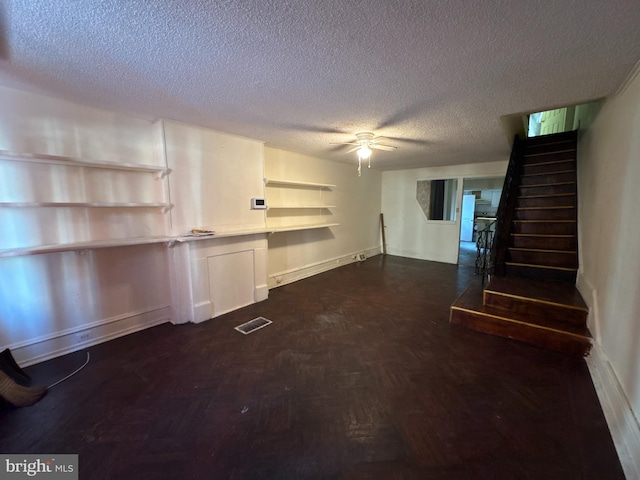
[484,276,588,327]
[450,279,591,356]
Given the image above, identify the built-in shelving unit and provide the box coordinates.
[264,178,338,233]
[0,150,172,257]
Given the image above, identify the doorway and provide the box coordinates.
[458,176,505,266]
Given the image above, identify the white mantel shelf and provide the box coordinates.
[0,224,340,257]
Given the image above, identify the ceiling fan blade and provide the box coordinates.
[329,142,360,146]
[371,136,390,144]
[370,144,397,152]
[346,146,361,153]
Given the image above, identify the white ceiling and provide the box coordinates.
[1,1,639,170]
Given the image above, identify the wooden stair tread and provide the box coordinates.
[508,247,577,254]
[518,193,575,199]
[510,233,575,237]
[485,276,588,311]
[513,219,576,223]
[451,280,591,339]
[519,181,575,188]
[523,149,576,157]
[522,159,574,168]
[505,261,577,272]
[522,169,576,177]
[516,206,575,210]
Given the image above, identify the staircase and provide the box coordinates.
[508,132,579,281]
[450,131,592,356]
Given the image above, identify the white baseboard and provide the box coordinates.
[586,343,640,479]
[254,285,269,302]
[8,305,171,367]
[192,301,213,324]
[268,246,382,289]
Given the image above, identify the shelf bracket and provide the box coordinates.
[155,168,172,180]
[162,204,175,214]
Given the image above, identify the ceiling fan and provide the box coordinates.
[331,132,397,176]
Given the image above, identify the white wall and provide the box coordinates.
[381,161,507,263]
[0,85,171,366]
[162,120,266,235]
[576,66,640,476]
[264,147,382,287]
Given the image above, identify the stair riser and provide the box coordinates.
[509,236,577,250]
[519,183,576,197]
[514,208,576,221]
[508,250,577,268]
[517,194,576,208]
[483,292,587,327]
[520,171,576,186]
[505,264,577,282]
[450,307,591,356]
[522,149,576,164]
[512,221,576,235]
[522,160,575,175]
[524,130,576,147]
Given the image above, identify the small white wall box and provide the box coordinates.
[251,198,267,209]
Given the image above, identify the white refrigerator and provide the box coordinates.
[460,194,475,242]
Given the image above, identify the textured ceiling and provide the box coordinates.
[1,0,639,170]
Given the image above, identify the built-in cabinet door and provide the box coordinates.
[208,250,255,318]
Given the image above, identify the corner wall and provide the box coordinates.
[576,66,640,478]
[381,161,507,263]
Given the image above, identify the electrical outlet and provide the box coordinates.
[76,331,91,343]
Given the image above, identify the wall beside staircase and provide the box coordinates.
[381,161,507,263]
[576,65,640,476]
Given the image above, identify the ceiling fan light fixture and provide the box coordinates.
[357,145,372,159]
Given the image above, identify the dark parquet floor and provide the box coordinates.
[0,255,624,479]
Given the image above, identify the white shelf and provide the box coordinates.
[0,222,341,257]
[0,202,172,209]
[0,236,173,258]
[264,178,335,189]
[266,223,340,233]
[0,150,170,177]
[267,205,336,209]
[176,227,268,242]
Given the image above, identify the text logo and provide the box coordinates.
[1,455,77,479]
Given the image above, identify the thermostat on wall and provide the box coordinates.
[251,198,267,210]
